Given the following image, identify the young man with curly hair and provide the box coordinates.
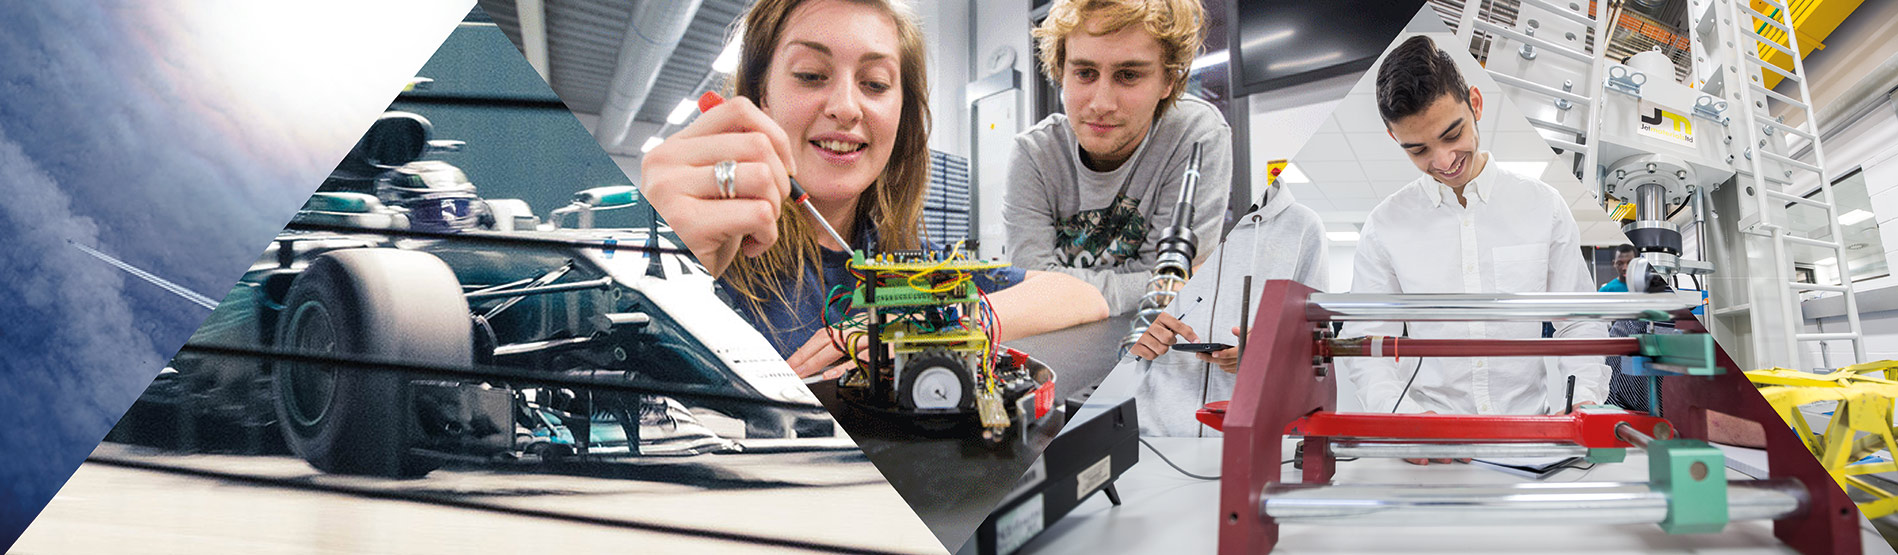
[1004,0,1232,317]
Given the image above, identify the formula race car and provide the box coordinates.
[155,113,829,477]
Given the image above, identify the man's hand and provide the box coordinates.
[1130,312,1197,360]
[1403,411,1472,465]
[1192,325,1244,373]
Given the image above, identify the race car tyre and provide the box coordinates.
[273,248,472,477]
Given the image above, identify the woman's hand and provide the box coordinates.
[787,327,866,380]
[1130,312,1197,360]
[639,96,798,276]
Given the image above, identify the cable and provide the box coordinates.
[1664,191,1694,220]
[1139,437,1220,480]
[1388,326,1426,414]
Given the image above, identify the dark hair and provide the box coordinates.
[1615,244,1639,256]
[1375,35,1470,124]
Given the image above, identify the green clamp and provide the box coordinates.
[1649,439,1728,534]
[1636,334,1721,376]
[1586,447,1626,464]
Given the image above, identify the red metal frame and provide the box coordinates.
[1284,411,1670,448]
[1214,280,1860,555]
[1662,320,1861,555]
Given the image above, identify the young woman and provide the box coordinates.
[642,0,1108,378]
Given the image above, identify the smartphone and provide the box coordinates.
[1172,342,1234,353]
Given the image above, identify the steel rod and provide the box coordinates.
[1330,442,1587,460]
[466,276,615,301]
[1306,293,1698,322]
[1614,421,1655,450]
[1325,337,1641,358]
[1262,480,1807,525]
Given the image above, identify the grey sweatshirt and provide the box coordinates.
[1003,95,1232,315]
[1123,186,1329,437]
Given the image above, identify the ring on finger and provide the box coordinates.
[713,159,739,199]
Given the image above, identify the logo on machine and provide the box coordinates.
[1637,100,1694,146]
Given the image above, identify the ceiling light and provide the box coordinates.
[1838,209,1874,225]
[667,98,697,125]
[640,136,663,154]
[1327,231,1360,243]
[712,39,743,74]
[1499,161,1549,178]
[1191,51,1228,71]
[1277,163,1311,184]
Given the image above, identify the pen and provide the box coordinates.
[1563,375,1577,414]
[696,91,855,251]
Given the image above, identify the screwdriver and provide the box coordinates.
[696,91,854,252]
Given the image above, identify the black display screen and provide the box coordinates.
[1235,0,1425,95]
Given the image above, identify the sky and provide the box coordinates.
[0,1,471,546]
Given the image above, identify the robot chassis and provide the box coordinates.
[833,250,1058,444]
[1196,280,1861,554]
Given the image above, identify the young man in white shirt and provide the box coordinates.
[1004,0,1231,316]
[1344,36,1610,462]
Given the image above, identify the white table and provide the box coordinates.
[1015,436,1894,554]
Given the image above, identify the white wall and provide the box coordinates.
[918,0,972,159]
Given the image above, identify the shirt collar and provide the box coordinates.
[1421,151,1497,208]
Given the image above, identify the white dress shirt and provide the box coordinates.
[1342,154,1610,415]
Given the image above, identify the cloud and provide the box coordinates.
[0,120,162,549]
[0,2,469,548]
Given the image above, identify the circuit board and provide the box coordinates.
[828,247,1055,444]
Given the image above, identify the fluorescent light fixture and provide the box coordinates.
[1839,209,1874,225]
[640,136,664,153]
[1267,51,1343,72]
[1499,161,1549,178]
[1191,51,1228,71]
[712,39,743,74]
[1816,257,1838,266]
[1327,231,1360,243]
[1277,163,1311,184]
[667,98,697,125]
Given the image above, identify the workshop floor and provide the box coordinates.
[11,441,943,554]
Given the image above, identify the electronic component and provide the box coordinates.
[829,247,1057,444]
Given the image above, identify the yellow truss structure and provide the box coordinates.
[1747,361,1898,517]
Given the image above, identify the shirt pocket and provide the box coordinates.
[1492,244,1548,293]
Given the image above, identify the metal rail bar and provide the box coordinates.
[1330,442,1587,460]
[1472,19,1592,62]
[1324,337,1642,358]
[1261,480,1807,525]
[1305,293,1698,322]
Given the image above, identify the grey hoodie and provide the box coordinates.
[1124,186,1329,437]
[1003,95,1232,315]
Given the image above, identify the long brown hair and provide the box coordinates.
[722,0,931,326]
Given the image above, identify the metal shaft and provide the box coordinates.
[1635,182,1668,223]
[1615,421,1659,450]
[1262,480,1806,525]
[1324,337,1642,358]
[1330,442,1587,460]
[1306,292,1698,322]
